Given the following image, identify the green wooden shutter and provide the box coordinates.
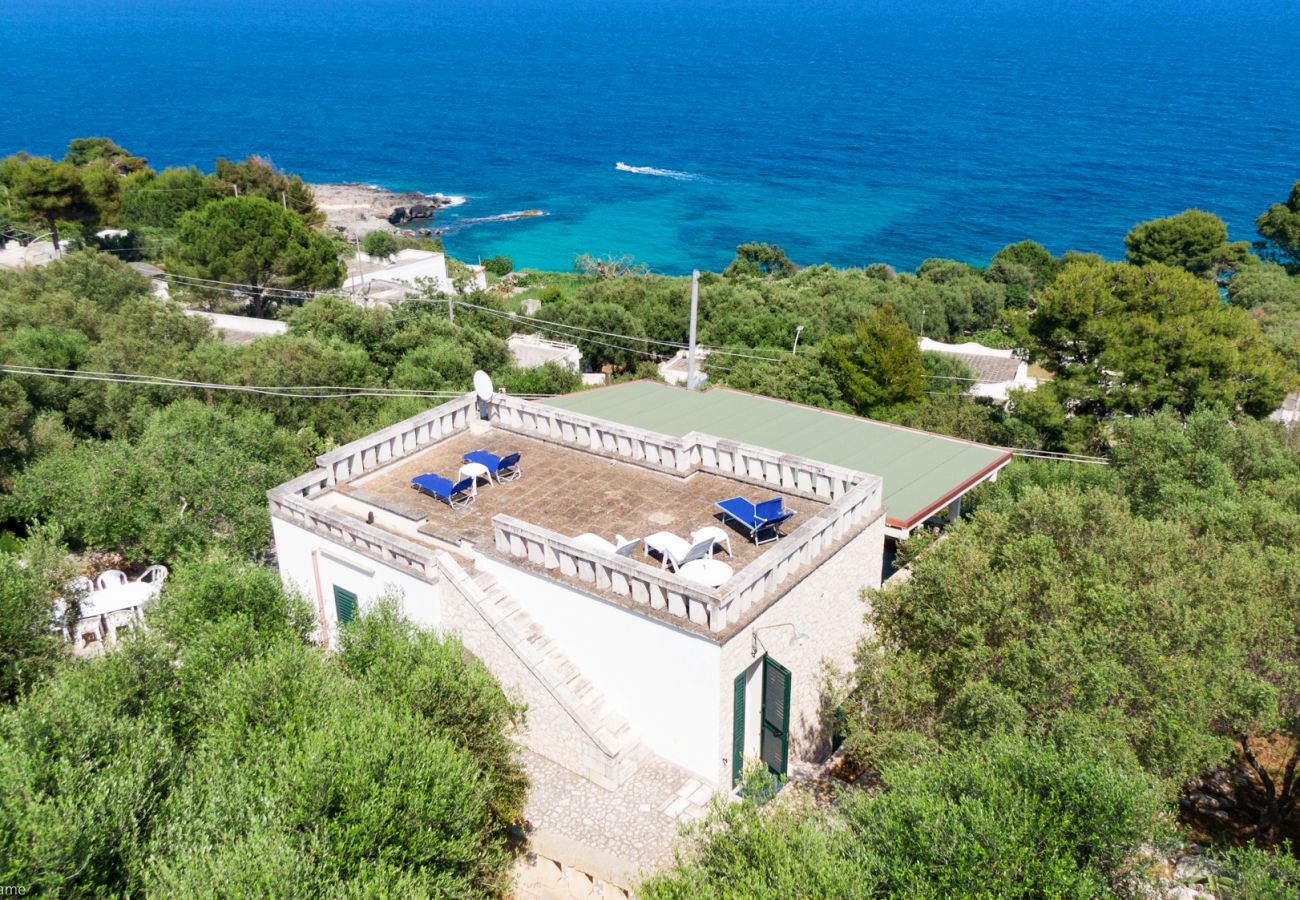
[760,656,792,777]
[333,585,357,625]
[732,672,746,787]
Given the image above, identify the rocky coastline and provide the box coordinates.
[309,182,465,239]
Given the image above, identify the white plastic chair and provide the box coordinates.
[94,570,128,591]
[105,609,139,644]
[644,533,715,572]
[137,565,168,585]
[613,534,641,558]
[691,526,733,559]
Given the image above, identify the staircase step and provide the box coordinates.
[453,561,649,783]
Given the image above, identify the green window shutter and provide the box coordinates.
[732,672,746,787]
[333,585,357,625]
[760,656,792,777]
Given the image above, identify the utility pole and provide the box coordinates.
[686,270,700,390]
[919,307,926,337]
[448,293,455,323]
[281,191,288,210]
[792,325,805,354]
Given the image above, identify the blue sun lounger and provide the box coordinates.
[715,496,796,545]
[462,450,522,482]
[411,473,475,510]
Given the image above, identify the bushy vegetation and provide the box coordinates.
[644,736,1170,898]
[0,556,527,896]
[0,252,579,559]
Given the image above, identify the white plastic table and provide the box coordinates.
[458,462,492,496]
[679,558,733,588]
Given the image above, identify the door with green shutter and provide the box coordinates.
[759,656,791,777]
[333,585,357,625]
[731,672,746,786]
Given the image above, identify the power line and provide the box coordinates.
[451,299,686,349]
[452,302,668,361]
[0,365,557,401]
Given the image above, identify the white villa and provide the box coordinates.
[346,248,488,304]
[919,336,1039,402]
[267,381,1011,887]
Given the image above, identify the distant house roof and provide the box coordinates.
[129,262,165,278]
[545,381,1012,531]
[508,334,582,371]
[937,351,1023,384]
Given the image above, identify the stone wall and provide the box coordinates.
[713,514,885,789]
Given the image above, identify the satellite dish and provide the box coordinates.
[473,370,494,402]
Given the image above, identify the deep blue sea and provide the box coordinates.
[3,0,1298,273]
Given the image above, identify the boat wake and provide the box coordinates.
[615,161,698,181]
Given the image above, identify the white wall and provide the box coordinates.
[475,553,724,783]
[271,517,441,647]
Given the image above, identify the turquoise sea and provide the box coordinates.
[2,0,1298,273]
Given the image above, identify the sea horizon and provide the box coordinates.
[2,0,1298,274]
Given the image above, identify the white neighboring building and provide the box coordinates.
[507,333,582,372]
[0,239,61,271]
[658,349,710,387]
[918,337,1039,402]
[184,309,289,344]
[1272,393,1300,426]
[346,249,488,304]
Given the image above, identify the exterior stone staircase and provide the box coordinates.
[437,549,652,789]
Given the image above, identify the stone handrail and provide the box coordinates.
[490,514,730,631]
[714,476,884,625]
[489,395,862,500]
[269,488,442,581]
[681,431,862,499]
[489,395,693,474]
[316,394,478,486]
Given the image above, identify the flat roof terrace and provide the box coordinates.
[546,381,1013,533]
[340,429,826,575]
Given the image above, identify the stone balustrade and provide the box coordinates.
[269,488,441,580]
[490,395,862,500]
[491,514,728,631]
[682,431,862,500]
[489,396,693,474]
[316,394,478,486]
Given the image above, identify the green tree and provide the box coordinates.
[169,196,343,318]
[63,137,147,174]
[1029,260,1293,420]
[723,242,799,278]
[210,155,323,226]
[1256,180,1300,272]
[990,240,1061,293]
[360,229,398,260]
[119,166,221,229]
[7,156,97,251]
[1125,209,1253,276]
[483,255,513,277]
[821,305,925,415]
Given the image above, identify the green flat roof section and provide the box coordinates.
[544,382,1013,529]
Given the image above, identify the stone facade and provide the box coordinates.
[715,515,884,790]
